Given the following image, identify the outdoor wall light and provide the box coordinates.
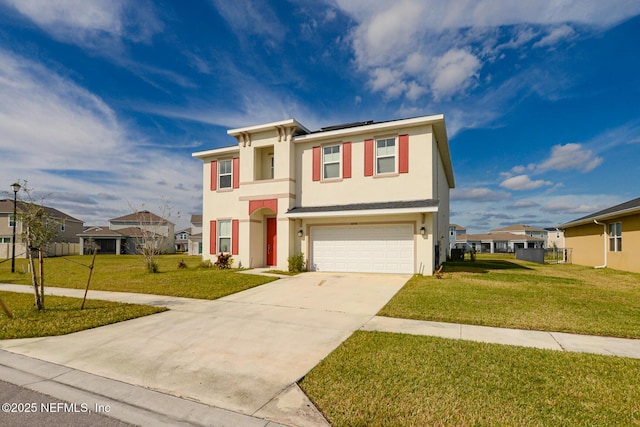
[420,226,426,236]
[297,229,304,237]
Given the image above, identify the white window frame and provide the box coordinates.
[609,222,622,252]
[270,155,275,179]
[322,144,341,179]
[218,159,232,189]
[375,137,396,174]
[60,220,65,232]
[218,220,231,253]
[9,215,15,227]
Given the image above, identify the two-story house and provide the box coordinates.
[193,114,455,275]
[78,210,175,255]
[188,214,203,256]
[0,199,83,258]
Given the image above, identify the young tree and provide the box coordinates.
[128,201,177,273]
[17,182,60,310]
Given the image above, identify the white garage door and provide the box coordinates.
[310,224,414,274]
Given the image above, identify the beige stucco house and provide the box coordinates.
[187,214,203,256]
[0,199,83,258]
[560,197,640,273]
[79,211,175,255]
[193,114,455,275]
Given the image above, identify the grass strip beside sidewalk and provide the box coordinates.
[0,291,166,339]
[300,331,640,426]
[379,257,640,338]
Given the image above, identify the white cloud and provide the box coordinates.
[211,0,285,46]
[430,49,481,100]
[533,25,575,48]
[538,143,603,172]
[0,49,201,227]
[452,188,511,202]
[4,0,162,49]
[331,0,640,102]
[500,174,553,190]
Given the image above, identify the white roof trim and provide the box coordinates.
[227,118,310,136]
[285,206,438,218]
[192,145,239,159]
[293,114,444,142]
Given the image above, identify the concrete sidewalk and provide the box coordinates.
[363,316,640,359]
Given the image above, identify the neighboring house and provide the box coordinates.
[455,232,545,253]
[448,224,467,250]
[0,199,83,258]
[188,214,203,256]
[78,210,175,255]
[545,227,565,249]
[490,224,547,247]
[559,197,640,273]
[193,114,455,275]
[175,229,190,252]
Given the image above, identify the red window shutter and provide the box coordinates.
[342,142,352,178]
[312,146,321,181]
[210,161,218,190]
[209,220,217,254]
[231,219,239,255]
[399,134,409,173]
[232,157,240,189]
[364,139,374,176]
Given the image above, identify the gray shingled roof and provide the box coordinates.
[287,199,439,214]
[560,197,640,228]
[0,199,82,222]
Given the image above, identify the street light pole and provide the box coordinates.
[10,182,21,273]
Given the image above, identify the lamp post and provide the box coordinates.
[10,182,21,273]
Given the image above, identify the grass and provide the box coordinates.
[0,291,166,339]
[0,254,277,300]
[379,255,640,338]
[300,331,640,426]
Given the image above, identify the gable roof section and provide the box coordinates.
[110,210,172,224]
[286,199,439,218]
[491,224,546,233]
[0,199,82,222]
[560,197,640,228]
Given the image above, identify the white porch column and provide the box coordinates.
[116,238,122,255]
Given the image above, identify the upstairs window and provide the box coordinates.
[323,145,341,179]
[376,138,396,174]
[609,222,622,252]
[9,215,15,227]
[61,220,65,232]
[219,159,232,189]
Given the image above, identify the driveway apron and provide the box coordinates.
[0,273,407,426]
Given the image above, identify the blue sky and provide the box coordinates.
[0,1,639,233]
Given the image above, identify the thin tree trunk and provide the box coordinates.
[28,247,41,310]
[38,247,45,310]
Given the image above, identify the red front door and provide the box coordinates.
[266,217,277,266]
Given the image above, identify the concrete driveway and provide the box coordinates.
[0,272,408,426]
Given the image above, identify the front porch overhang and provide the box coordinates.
[285,199,439,219]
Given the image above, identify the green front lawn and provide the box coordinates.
[379,256,640,338]
[0,255,277,300]
[300,331,640,426]
[0,291,166,339]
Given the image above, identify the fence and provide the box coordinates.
[544,248,572,264]
[0,242,80,259]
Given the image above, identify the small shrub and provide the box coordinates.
[146,260,159,273]
[288,253,306,273]
[199,260,213,268]
[177,259,187,269]
[214,252,233,269]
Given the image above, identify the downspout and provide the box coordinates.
[593,219,607,269]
